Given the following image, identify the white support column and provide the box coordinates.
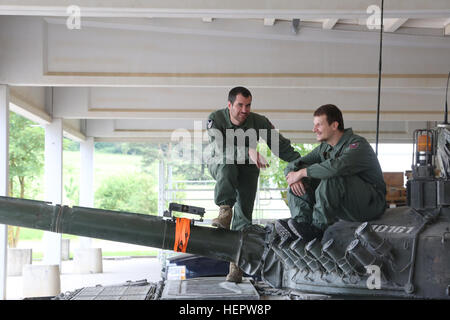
[78,137,94,249]
[157,160,166,262]
[42,118,63,268]
[158,160,165,217]
[167,165,173,204]
[0,85,9,300]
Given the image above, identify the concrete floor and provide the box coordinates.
[6,256,163,300]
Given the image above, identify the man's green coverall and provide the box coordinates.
[207,108,300,231]
[285,128,387,230]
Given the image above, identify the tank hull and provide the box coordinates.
[276,207,450,299]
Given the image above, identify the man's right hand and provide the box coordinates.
[289,181,306,197]
[248,148,269,169]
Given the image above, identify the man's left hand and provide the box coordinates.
[289,181,306,196]
[286,168,307,185]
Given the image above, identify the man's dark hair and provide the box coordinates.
[228,86,252,105]
[314,104,344,131]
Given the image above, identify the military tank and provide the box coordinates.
[0,124,449,300]
[259,125,450,300]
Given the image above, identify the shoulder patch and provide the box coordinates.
[207,119,214,129]
[349,142,359,149]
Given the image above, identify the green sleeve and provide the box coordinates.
[284,146,321,176]
[261,116,300,163]
[306,139,374,179]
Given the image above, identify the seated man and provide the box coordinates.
[284,104,387,241]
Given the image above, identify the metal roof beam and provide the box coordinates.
[322,18,339,30]
[384,18,408,33]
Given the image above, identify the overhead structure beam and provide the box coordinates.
[51,86,447,121]
[86,118,428,144]
[445,22,450,36]
[0,0,449,19]
[263,18,275,26]
[384,18,408,33]
[322,18,339,30]
[2,16,450,87]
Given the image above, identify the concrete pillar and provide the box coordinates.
[158,160,165,217]
[61,239,70,261]
[42,118,63,268]
[157,160,165,262]
[167,164,173,203]
[22,265,60,298]
[0,85,9,300]
[7,248,32,276]
[73,248,103,274]
[79,137,94,249]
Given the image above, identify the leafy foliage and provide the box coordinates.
[94,172,158,215]
[9,112,44,197]
[8,112,45,247]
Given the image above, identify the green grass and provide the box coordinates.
[18,228,80,241]
[17,228,44,241]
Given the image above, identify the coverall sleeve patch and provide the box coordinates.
[349,142,359,149]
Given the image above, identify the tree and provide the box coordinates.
[95,172,158,215]
[140,143,169,173]
[8,112,45,247]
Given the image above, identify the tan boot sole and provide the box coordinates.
[226,273,242,283]
[212,221,230,229]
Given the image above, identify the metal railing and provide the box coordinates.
[161,179,291,225]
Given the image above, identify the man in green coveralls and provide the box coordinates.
[284,104,386,241]
[207,86,300,282]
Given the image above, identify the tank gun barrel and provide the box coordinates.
[0,196,265,275]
